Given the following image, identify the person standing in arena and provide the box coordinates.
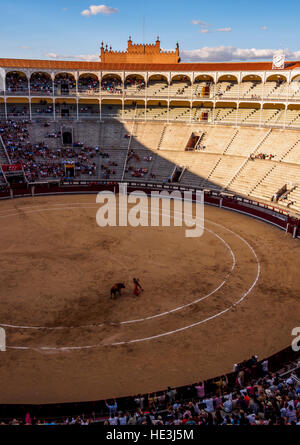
[133,278,143,296]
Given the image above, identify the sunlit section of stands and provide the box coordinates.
[159,125,191,151]
[287,186,300,213]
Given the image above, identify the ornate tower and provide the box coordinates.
[100,37,180,64]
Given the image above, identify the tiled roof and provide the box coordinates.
[0,58,300,72]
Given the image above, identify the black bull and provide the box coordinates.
[110,282,125,299]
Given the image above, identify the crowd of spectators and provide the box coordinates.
[6,72,28,94]
[0,355,299,426]
[101,77,122,94]
[250,153,275,160]
[0,120,97,181]
[125,77,145,92]
[54,74,76,94]
[125,150,152,178]
[30,73,53,95]
[78,77,99,94]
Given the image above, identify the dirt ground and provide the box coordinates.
[0,194,299,404]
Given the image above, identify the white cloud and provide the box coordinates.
[261,26,268,30]
[45,52,99,62]
[192,20,209,26]
[20,45,30,49]
[181,46,300,62]
[216,27,232,32]
[199,29,210,34]
[81,4,118,17]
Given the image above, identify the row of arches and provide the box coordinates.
[1,97,300,122]
[3,71,300,95]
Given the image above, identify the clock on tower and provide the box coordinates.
[272,53,285,70]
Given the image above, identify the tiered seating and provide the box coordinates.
[229,160,274,197]
[130,122,164,150]
[98,149,127,180]
[159,125,191,151]
[267,82,288,100]
[239,82,260,99]
[100,122,129,150]
[289,82,300,99]
[169,107,190,121]
[287,186,300,213]
[206,156,243,188]
[147,81,168,97]
[192,82,211,99]
[281,138,300,164]
[261,109,283,125]
[225,128,268,156]
[146,106,168,121]
[237,108,259,125]
[214,108,236,123]
[148,153,176,181]
[199,126,236,154]
[179,154,221,188]
[286,110,300,128]
[191,107,212,122]
[220,83,239,98]
[214,82,232,98]
[7,104,30,119]
[101,104,122,118]
[251,163,300,202]
[0,103,6,119]
[32,103,53,118]
[79,104,100,119]
[168,81,191,98]
[123,149,154,180]
[255,129,300,160]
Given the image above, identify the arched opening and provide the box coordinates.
[101,75,122,94]
[193,75,214,99]
[31,98,53,118]
[55,98,76,119]
[146,100,168,121]
[78,99,100,119]
[101,99,122,118]
[147,75,168,97]
[240,75,263,99]
[30,72,52,95]
[216,75,238,99]
[192,101,213,122]
[54,73,76,96]
[6,71,28,94]
[170,75,191,97]
[265,74,287,99]
[125,75,145,93]
[6,97,29,118]
[78,74,99,94]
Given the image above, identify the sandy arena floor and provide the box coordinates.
[0,194,299,404]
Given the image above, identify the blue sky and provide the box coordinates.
[0,0,299,62]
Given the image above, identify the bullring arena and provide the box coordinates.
[0,192,300,405]
[0,36,300,423]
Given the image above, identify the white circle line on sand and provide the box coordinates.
[0,205,236,330]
